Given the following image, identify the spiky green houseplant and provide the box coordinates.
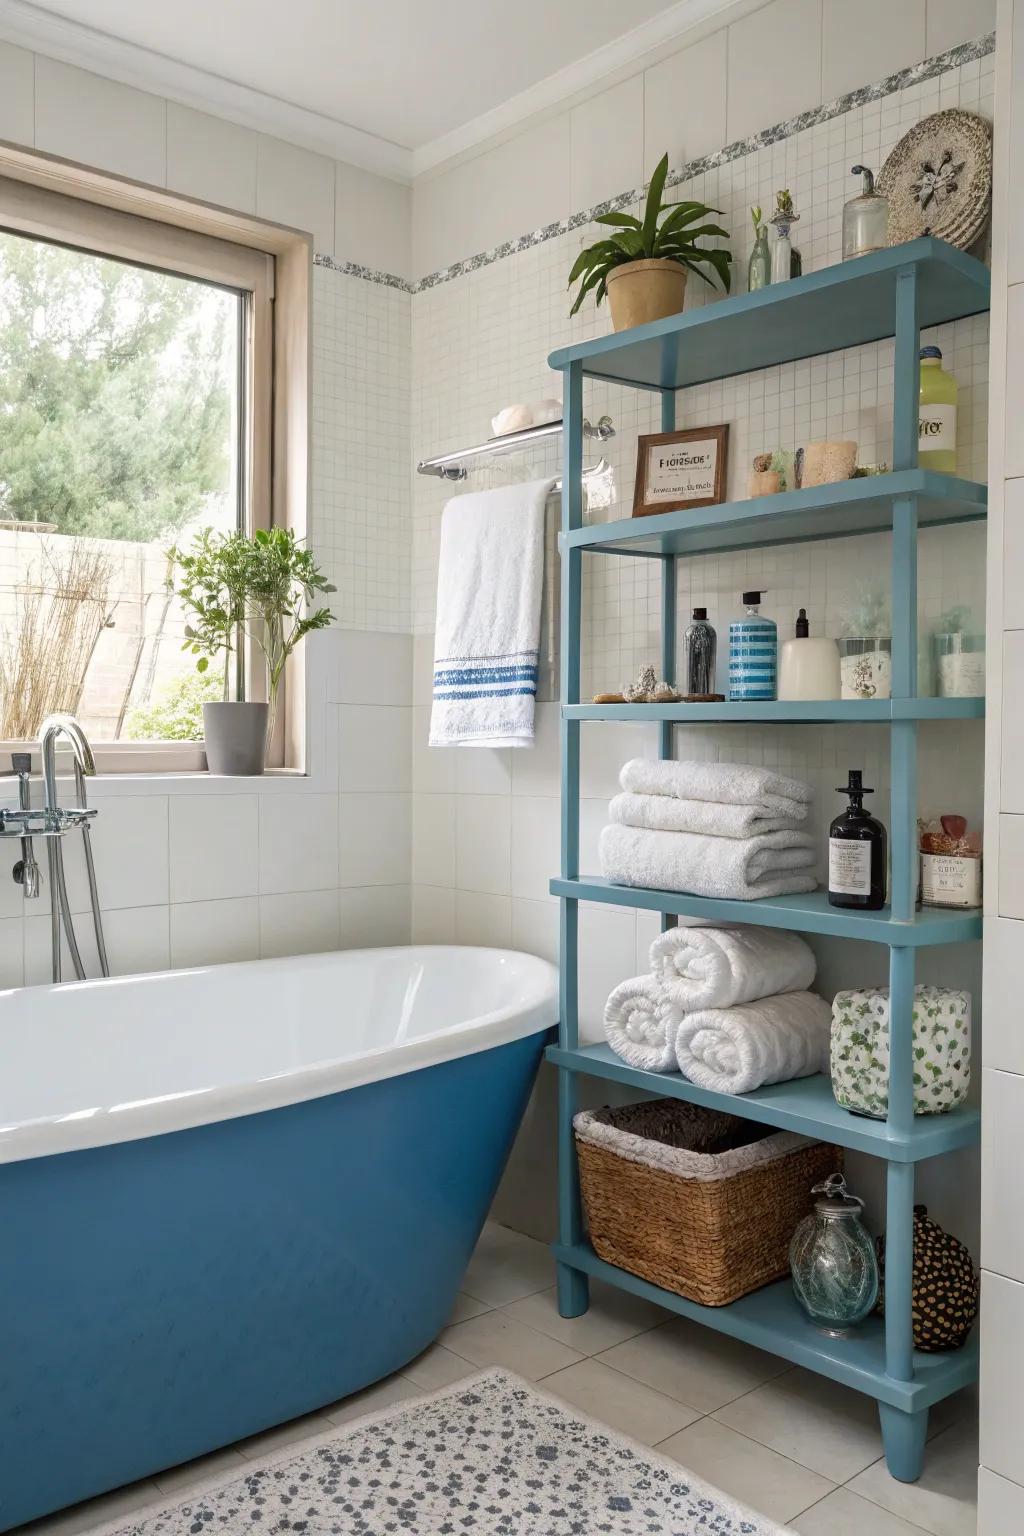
[568,153,732,318]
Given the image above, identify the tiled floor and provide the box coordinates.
[20,1222,979,1536]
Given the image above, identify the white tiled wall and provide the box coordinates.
[982,0,1024,1517]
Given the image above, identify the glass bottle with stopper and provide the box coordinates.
[842,165,889,259]
[829,770,887,910]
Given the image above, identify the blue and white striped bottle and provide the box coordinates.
[728,590,777,701]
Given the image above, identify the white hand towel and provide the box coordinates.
[603,975,685,1072]
[430,477,555,748]
[620,758,813,819]
[650,925,817,1010]
[610,791,804,839]
[599,822,818,901]
[675,990,832,1094]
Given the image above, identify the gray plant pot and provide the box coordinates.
[202,702,269,776]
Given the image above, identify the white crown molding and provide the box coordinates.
[411,0,747,175]
[0,0,748,187]
[0,0,414,181]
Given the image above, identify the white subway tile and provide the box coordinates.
[0,917,23,987]
[983,918,1024,1075]
[63,796,169,914]
[997,814,1024,917]
[339,885,411,948]
[456,795,512,895]
[1000,632,1024,813]
[259,890,340,958]
[169,795,259,904]
[578,905,639,1046]
[822,0,925,102]
[35,58,166,185]
[259,792,339,894]
[339,792,411,886]
[980,1270,1024,1484]
[166,104,258,213]
[644,29,728,169]
[412,883,456,943]
[331,631,412,705]
[169,897,260,968]
[412,794,456,886]
[339,705,412,792]
[456,745,512,796]
[927,0,995,56]
[982,1067,1024,1282]
[727,0,823,143]
[511,897,560,964]
[412,706,457,793]
[0,41,33,145]
[512,703,560,798]
[456,890,512,947]
[510,797,560,902]
[1005,290,1024,479]
[335,161,412,281]
[571,77,644,212]
[257,135,335,253]
[25,904,170,985]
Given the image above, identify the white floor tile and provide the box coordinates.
[402,1343,475,1390]
[597,1316,788,1414]
[847,1420,979,1536]
[440,1310,583,1380]
[449,1291,492,1325]
[234,1409,334,1460]
[16,1479,163,1535]
[792,1486,936,1536]
[461,1221,555,1306]
[502,1281,669,1355]
[323,1373,422,1426]
[541,1357,702,1446]
[153,1445,248,1495]
[657,1418,836,1526]
[714,1366,885,1483]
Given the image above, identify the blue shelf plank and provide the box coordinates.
[546,1043,980,1163]
[551,1241,979,1413]
[564,697,984,724]
[548,238,990,392]
[563,471,986,560]
[550,877,984,946]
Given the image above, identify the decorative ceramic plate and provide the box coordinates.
[877,108,992,251]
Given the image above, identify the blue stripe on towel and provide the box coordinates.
[433,686,537,701]
[434,666,538,685]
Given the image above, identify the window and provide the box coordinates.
[0,154,309,773]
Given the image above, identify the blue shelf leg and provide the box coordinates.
[878,1403,929,1485]
[659,387,677,933]
[556,357,589,1318]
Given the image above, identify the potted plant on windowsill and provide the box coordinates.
[170,527,335,775]
[568,153,732,331]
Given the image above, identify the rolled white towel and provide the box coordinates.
[650,925,816,1010]
[620,758,813,819]
[599,822,817,901]
[675,991,832,1094]
[610,791,804,839]
[604,974,686,1072]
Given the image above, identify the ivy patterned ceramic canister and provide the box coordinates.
[830,985,971,1118]
[790,1173,879,1337]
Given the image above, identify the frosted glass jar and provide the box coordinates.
[933,633,985,698]
[838,637,892,700]
[790,1174,879,1337]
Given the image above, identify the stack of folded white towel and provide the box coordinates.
[599,758,818,900]
[603,924,831,1094]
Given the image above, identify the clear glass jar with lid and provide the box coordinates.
[842,165,889,259]
[789,1173,880,1336]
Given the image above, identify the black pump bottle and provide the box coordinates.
[828,770,887,910]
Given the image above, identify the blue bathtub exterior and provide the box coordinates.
[0,1028,548,1528]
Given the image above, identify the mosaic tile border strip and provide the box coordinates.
[318,31,995,296]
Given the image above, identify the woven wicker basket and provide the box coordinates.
[575,1100,842,1307]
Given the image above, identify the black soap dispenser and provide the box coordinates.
[828,770,887,910]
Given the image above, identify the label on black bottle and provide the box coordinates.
[829,838,871,897]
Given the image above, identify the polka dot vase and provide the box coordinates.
[830,985,971,1118]
[876,1205,980,1351]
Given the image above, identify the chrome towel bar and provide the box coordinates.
[417,415,614,482]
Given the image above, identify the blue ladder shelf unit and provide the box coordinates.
[550,236,989,1485]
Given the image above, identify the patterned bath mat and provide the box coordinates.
[100,1368,786,1536]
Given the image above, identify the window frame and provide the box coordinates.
[0,141,312,777]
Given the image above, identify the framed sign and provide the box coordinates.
[632,424,729,518]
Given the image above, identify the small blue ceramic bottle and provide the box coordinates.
[728,590,777,701]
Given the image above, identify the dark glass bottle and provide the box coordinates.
[828,770,887,910]
[684,606,717,695]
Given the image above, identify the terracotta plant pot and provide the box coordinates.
[605,259,687,332]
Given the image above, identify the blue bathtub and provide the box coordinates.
[0,944,556,1527]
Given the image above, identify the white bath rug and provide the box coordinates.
[99,1368,786,1535]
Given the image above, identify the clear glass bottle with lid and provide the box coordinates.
[842,164,889,259]
[790,1174,880,1337]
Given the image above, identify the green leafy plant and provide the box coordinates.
[568,153,731,316]
[124,670,223,741]
[751,204,764,236]
[168,526,336,732]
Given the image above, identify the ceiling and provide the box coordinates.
[1,0,736,176]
